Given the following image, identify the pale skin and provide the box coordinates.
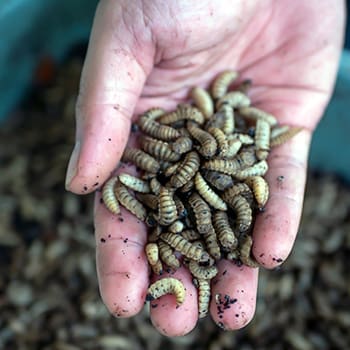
[65,0,345,336]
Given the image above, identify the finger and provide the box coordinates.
[94,191,149,318]
[65,1,154,194]
[210,260,258,330]
[149,267,198,337]
[252,129,311,268]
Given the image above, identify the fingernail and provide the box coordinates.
[65,141,81,190]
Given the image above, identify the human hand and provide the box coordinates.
[65,0,345,336]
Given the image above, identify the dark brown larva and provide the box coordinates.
[101,176,120,215]
[160,232,209,262]
[141,107,165,120]
[158,187,177,226]
[163,162,181,178]
[194,172,227,211]
[187,122,217,158]
[158,240,181,269]
[190,87,214,120]
[188,193,212,234]
[180,229,201,242]
[171,136,193,155]
[213,211,238,251]
[189,259,218,280]
[135,193,159,210]
[222,183,253,203]
[138,115,180,141]
[169,151,200,189]
[140,136,181,162]
[158,104,205,125]
[114,183,147,221]
[146,277,186,306]
[239,234,259,268]
[225,195,253,233]
[122,147,160,174]
[211,70,239,100]
[201,169,234,191]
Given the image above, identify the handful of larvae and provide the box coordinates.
[101,70,302,319]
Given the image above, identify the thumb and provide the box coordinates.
[65,1,154,194]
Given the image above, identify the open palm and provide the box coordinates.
[65,0,345,336]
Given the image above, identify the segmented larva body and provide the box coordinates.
[114,183,147,221]
[173,196,187,219]
[187,122,217,158]
[149,177,162,195]
[239,234,259,268]
[151,260,164,275]
[145,243,160,266]
[180,229,201,242]
[138,115,180,141]
[163,162,181,178]
[216,91,251,110]
[158,187,177,226]
[122,147,160,174]
[101,176,120,215]
[270,125,290,139]
[203,225,221,260]
[168,220,185,234]
[226,195,253,232]
[180,178,195,193]
[171,136,193,155]
[222,183,253,203]
[160,232,209,262]
[207,127,228,157]
[140,136,181,162]
[189,260,218,280]
[194,172,227,211]
[270,126,303,147]
[211,70,239,100]
[245,176,269,208]
[190,87,214,119]
[169,151,200,189]
[218,104,235,135]
[146,277,186,306]
[196,278,211,318]
[201,170,234,191]
[158,240,181,269]
[213,211,238,250]
[254,119,271,160]
[229,133,254,145]
[118,173,151,193]
[238,106,278,126]
[224,139,242,159]
[141,107,165,120]
[188,193,212,234]
[233,160,268,180]
[158,104,205,125]
[202,158,244,175]
[135,193,159,210]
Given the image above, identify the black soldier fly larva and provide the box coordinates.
[98,69,303,325]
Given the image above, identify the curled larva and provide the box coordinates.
[160,232,210,262]
[239,234,259,268]
[122,147,160,173]
[114,183,147,221]
[194,172,227,211]
[172,136,193,155]
[245,176,269,208]
[146,277,186,306]
[211,70,239,100]
[270,126,303,147]
[196,278,211,319]
[225,195,253,232]
[216,91,251,110]
[158,240,181,269]
[169,151,200,189]
[190,87,214,119]
[158,104,204,125]
[254,119,271,160]
[118,173,151,193]
[145,242,160,266]
[213,211,238,251]
[233,160,268,180]
[207,127,228,157]
[187,122,217,158]
[189,260,218,280]
[238,106,278,126]
[188,193,212,234]
[138,114,180,141]
[140,136,181,162]
[158,187,177,226]
[201,169,234,191]
[101,176,120,215]
[203,225,221,260]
